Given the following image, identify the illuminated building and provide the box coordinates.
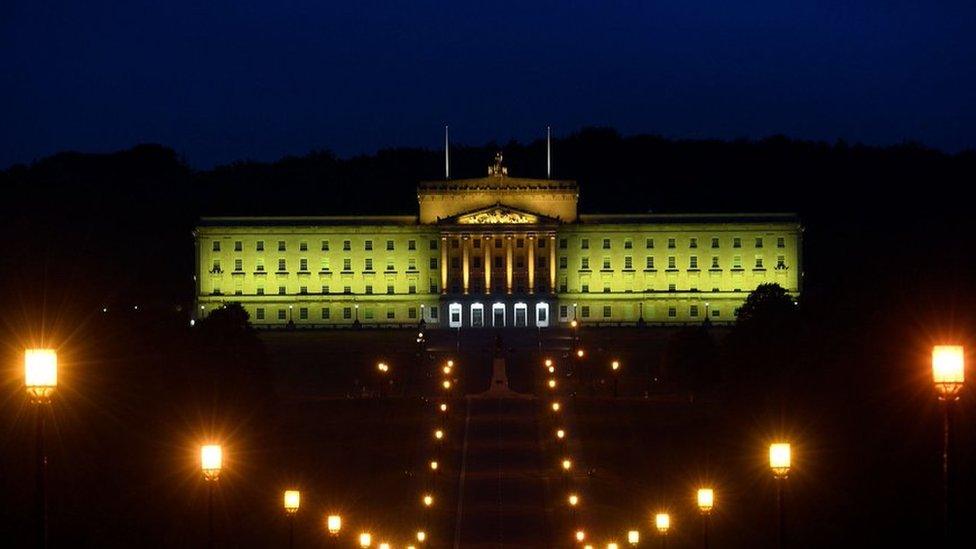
[194,153,801,327]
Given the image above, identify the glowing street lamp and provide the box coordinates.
[545,358,553,367]
[25,348,57,547]
[438,403,448,413]
[655,513,670,547]
[608,543,619,549]
[575,529,586,542]
[610,360,621,397]
[561,458,572,471]
[442,379,452,390]
[551,401,561,412]
[556,429,566,440]
[201,444,222,549]
[548,366,556,374]
[576,348,585,358]
[423,493,434,507]
[359,532,372,547]
[697,488,714,548]
[932,345,965,542]
[430,460,439,472]
[327,514,342,536]
[567,493,579,506]
[379,543,391,549]
[283,490,300,548]
[416,530,426,543]
[548,378,557,390]
[769,442,791,548]
[434,429,444,441]
[377,362,389,373]
[447,360,454,367]
[628,529,640,545]
[442,365,452,375]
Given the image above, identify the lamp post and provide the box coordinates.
[769,442,791,549]
[25,349,57,549]
[575,529,586,543]
[611,360,621,397]
[283,490,300,548]
[655,513,670,549]
[932,345,964,543]
[416,530,427,543]
[697,488,714,549]
[567,493,579,523]
[201,444,223,549]
[627,529,640,545]
[358,532,372,547]
[327,514,342,546]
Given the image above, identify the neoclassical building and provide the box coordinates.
[194,155,801,328]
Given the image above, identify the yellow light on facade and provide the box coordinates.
[434,429,444,441]
[200,444,222,481]
[416,530,426,542]
[576,349,585,358]
[575,529,586,542]
[430,460,439,471]
[933,345,965,399]
[611,360,620,371]
[655,513,670,534]
[561,458,572,471]
[359,532,372,547]
[283,490,300,514]
[548,378,557,389]
[327,514,342,535]
[423,493,434,507]
[697,488,714,512]
[627,530,639,544]
[439,403,448,413]
[551,401,561,412]
[567,493,579,506]
[556,429,566,440]
[769,442,791,478]
[25,349,58,401]
[442,380,452,390]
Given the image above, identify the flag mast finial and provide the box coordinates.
[546,125,552,179]
[444,125,450,180]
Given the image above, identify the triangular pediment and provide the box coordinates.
[444,203,557,225]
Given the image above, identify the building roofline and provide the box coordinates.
[198,215,419,227]
[577,212,801,224]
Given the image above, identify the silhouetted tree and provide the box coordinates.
[660,325,719,390]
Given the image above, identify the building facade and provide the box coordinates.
[194,156,802,328]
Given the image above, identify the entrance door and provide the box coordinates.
[535,302,549,327]
[492,303,505,327]
[514,303,527,327]
[471,304,484,327]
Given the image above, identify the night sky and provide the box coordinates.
[2,0,974,168]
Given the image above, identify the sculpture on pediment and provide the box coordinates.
[488,151,508,177]
[458,207,537,224]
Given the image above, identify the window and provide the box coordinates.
[581,284,590,293]
[624,256,633,269]
[646,238,654,249]
[299,285,308,294]
[278,309,287,320]
[408,307,417,319]
[299,307,308,320]
[711,237,719,248]
[365,285,373,294]
[559,257,567,269]
[343,285,351,294]
[299,241,308,251]
[386,240,394,251]
[495,238,502,249]
[711,256,720,269]
[559,238,568,249]
[408,240,416,250]
[581,306,590,318]
[668,307,677,318]
[321,307,330,320]
[733,256,742,269]
[539,238,546,248]
[234,241,242,251]
[516,238,524,248]
[690,305,699,317]
[321,285,329,294]
[343,240,351,251]
[408,284,416,294]
[256,308,265,320]
[364,258,373,271]
[473,257,481,268]
[211,286,221,295]
[603,285,611,293]
[602,257,611,270]
[278,286,286,295]
[430,282,438,293]
[386,260,395,272]
[429,306,438,319]
[494,257,503,268]
[364,240,373,251]
[712,308,720,317]
[668,256,676,269]
[777,237,785,248]
[559,305,568,318]
[668,283,676,292]
[429,257,438,269]
[690,238,698,248]
[256,241,264,251]
[212,241,220,252]
[234,259,243,271]
[387,308,395,320]
[603,305,612,318]
[624,239,633,249]
[581,257,590,270]
[452,239,459,249]
[320,258,330,271]
[451,258,460,269]
[602,238,611,249]
[581,239,589,250]
[755,237,763,248]
[257,286,265,295]
[430,239,438,250]
[343,307,352,319]
[408,258,417,271]
[387,284,395,294]
[560,280,568,293]
[321,240,329,251]
[645,256,655,269]
[733,237,741,248]
[278,241,286,251]
[277,259,286,272]
[777,255,786,269]
[668,238,676,249]
[211,260,221,273]
[255,258,265,272]
[299,258,308,271]
[755,257,764,269]
[343,258,351,271]
[689,256,698,269]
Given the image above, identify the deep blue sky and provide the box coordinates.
[2,1,974,168]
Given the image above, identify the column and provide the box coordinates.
[505,235,514,294]
[527,235,535,294]
[462,236,470,294]
[549,235,557,293]
[484,236,491,294]
[440,236,448,294]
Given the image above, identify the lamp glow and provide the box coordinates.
[200,444,222,481]
[551,401,561,412]
[769,442,791,478]
[567,493,579,506]
[283,490,300,514]
[548,378,557,389]
[612,360,620,371]
[607,543,619,549]
[933,345,965,399]
[359,532,372,547]
[442,380,452,390]
[423,493,434,507]
[576,349,585,358]
[627,530,639,544]
[697,488,714,513]
[545,359,553,367]
[548,366,555,374]
[556,429,565,440]
[447,360,454,367]
[327,515,342,535]
[377,362,389,373]
[430,460,439,471]
[379,543,390,549]
[575,530,586,542]
[443,365,452,375]
[439,403,448,413]
[416,530,426,542]
[570,319,578,328]
[561,458,572,471]
[25,349,58,401]
[434,429,444,441]
[655,513,670,534]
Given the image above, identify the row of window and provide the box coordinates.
[212,239,438,252]
[570,255,787,271]
[211,282,435,296]
[253,305,435,321]
[559,304,731,319]
[210,257,436,273]
[570,284,748,293]
[561,236,787,250]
